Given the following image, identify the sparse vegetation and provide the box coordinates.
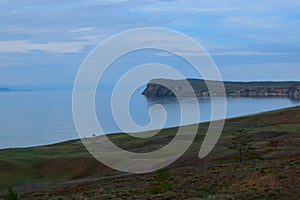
[149,168,171,194]
[4,187,18,200]
[227,129,255,163]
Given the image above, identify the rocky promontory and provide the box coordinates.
[142,79,300,100]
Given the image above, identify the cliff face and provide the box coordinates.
[142,79,300,100]
[288,85,300,100]
[141,83,200,97]
[227,88,289,97]
[142,83,176,97]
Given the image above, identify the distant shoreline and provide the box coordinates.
[0,87,10,92]
[0,88,32,92]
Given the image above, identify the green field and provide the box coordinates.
[0,106,300,199]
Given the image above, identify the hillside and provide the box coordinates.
[142,79,300,100]
[0,106,300,199]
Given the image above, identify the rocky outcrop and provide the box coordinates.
[142,82,176,97]
[227,88,289,97]
[288,85,300,100]
[142,79,300,100]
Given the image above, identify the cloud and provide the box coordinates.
[74,34,107,43]
[0,1,299,73]
[223,16,279,29]
[154,52,173,57]
[219,62,300,81]
[70,27,94,33]
[154,50,291,57]
[0,40,92,53]
[190,7,238,13]
[129,1,238,14]
[210,51,291,56]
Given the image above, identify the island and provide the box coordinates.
[0,87,10,92]
[142,79,300,100]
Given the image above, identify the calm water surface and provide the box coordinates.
[0,90,299,149]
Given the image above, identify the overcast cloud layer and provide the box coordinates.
[0,0,299,89]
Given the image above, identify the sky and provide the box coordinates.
[0,0,300,90]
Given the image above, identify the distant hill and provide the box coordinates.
[142,79,300,100]
[147,79,300,91]
[0,87,9,92]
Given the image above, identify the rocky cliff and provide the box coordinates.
[288,85,300,100]
[142,79,300,100]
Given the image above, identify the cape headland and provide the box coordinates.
[142,79,300,100]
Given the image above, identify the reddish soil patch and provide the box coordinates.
[35,157,106,179]
[251,131,285,141]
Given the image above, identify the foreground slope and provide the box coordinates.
[0,106,300,199]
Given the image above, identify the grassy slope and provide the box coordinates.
[0,106,300,199]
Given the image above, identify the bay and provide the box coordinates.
[0,89,299,149]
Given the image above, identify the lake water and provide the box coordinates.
[0,89,299,149]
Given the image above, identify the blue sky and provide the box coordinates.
[0,0,300,90]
